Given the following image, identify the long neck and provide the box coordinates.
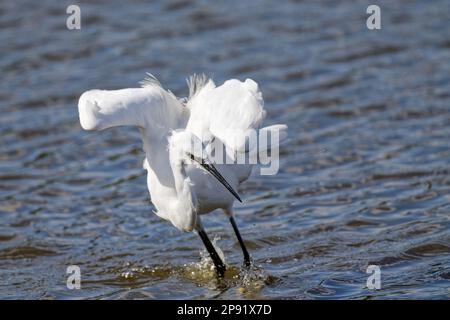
[141,130,197,211]
[142,132,198,231]
[168,145,199,210]
[169,152,193,199]
[165,145,199,231]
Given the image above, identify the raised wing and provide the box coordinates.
[185,76,266,155]
[78,83,187,138]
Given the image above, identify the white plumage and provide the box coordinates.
[78,74,287,275]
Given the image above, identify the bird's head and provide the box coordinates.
[168,130,205,165]
[168,130,242,203]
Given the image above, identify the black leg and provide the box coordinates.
[197,228,226,277]
[229,216,251,267]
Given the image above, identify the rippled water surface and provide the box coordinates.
[1,0,449,299]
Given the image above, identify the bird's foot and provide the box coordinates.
[215,262,226,278]
[243,256,252,269]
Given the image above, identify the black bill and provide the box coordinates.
[190,154,242,203]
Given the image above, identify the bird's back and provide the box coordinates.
[186,77,265,149]
[185,76,266,184]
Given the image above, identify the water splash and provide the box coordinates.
[182,236,277,296]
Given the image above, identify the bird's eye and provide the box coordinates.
[188,152,206,164]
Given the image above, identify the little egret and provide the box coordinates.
[78,74,287,277]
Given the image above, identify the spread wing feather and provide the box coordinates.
[185,76,266,154]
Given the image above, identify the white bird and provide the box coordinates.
[78,74,287,276]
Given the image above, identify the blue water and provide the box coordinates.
[0,0,449,299]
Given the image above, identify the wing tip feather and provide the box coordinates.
[140,73,163,89]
